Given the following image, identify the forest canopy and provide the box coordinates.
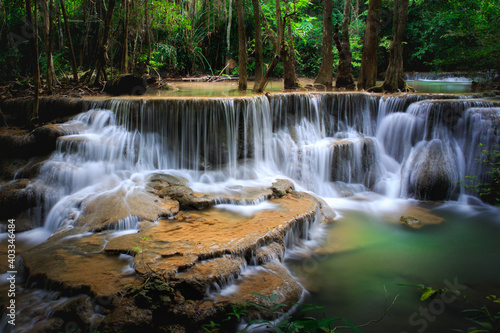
[0,0,498,85]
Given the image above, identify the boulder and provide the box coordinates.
[0,179,47,229]
[105,74,147,96]
[0,123,80,159]
[271,179,294,198]
[404,139,459,200]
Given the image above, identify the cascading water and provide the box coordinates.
[1,91,500,332]
[16,93,500,239]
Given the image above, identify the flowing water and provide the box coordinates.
[1,89,500,332]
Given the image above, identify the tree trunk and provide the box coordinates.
[335,0,355,89]
[357,0,381,90]
[314,0,333,89]
[280,0,299,90]
[254,4,279,93]
[251,0,263,91]
[145,0,151,68]
[40,0,59,93]
[121,0,129,73]
[87,0,116,86]
[235,0,247,90]
[226,0,233,74]
[255,55,279,93]
[60,0,78,81]
[25,0,40,124]
[382,0,409,92]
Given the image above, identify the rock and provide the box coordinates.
[0,123,80,159]
[0,179,46,229]
[101,299,153,332]
[50,295,98,328]
[386,206,444,229]
[0,107,6,127]
[215,261,303,321]
[271,179,294,198]
[254,243,285,264]
[404,139,459,200]
[105,74,147,96]
[313,83,327,90]
[20,190,324,332]
[171,256,246,300]
[74,186,179,231]
[400,215,422,228]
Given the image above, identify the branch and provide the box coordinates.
[336,286,399,330]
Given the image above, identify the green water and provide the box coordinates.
[407,80,472,94]
[146,80,285,97]
[287,203,500,332]
[145,79,477,97]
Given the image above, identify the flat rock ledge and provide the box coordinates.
[16,177,335,332]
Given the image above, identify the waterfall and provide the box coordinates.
[404,72,488,82]
[5,93,498,236]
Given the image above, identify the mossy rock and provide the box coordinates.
[400,215,422,228]
[126,276,175,309]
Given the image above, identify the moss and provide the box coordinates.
[125,276,175,310]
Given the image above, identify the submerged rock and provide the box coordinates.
[400,215,422,228]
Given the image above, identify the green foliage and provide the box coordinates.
[400,283,500,333]
[0,0,498,82]
[459,144,500,206]
[405,0,500,72]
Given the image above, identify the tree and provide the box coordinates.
[334,0,355,89]
[254,0,298,92]
[121,0,130,74]
[314,0,334,89]
[86,0,117,86]
[381,0,410,92]
[252,0,264,91]
[25,0,40,123]
[60,0,78,81]
[235,0,247,90]
[357,0,381,90]
[279,0,299,90]
[226,0,233,74]
[40,0,59,93]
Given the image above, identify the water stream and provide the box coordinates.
[1,89,500,332]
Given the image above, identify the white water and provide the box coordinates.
[5,93,498,245]
[2,92,500,332]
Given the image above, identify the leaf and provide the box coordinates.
[247,302,270,311]
[421,289,438,301]
[250,292,270,302]
[397,283,426,290]
[269,294,280,303]
[272,303,287,311]
[464,318,493,329]
[462,309,487,315]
